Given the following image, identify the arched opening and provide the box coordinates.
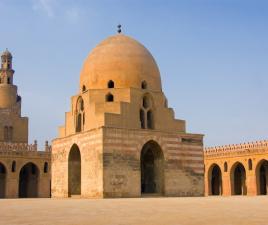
[19,163,39,198]
[248,159,252,170]
[0,163,6,198]
[142,96,149,109]
[76,113,82,132]
[106,93,114,102]
[256,160,268,195]
[224,162,228,172]
[141,141,164,195]
[11,161,16,172]
[141,81,147,89]
[108,80,114,88]
[7,78,10,84]
[140,109,145,129]
[209,164,222,195]
[75,97,84,133]
[231,163,247,195]
[147,110,154,129]
[44,162,48,173]
[82,85,86,92]
[68,144,81,197]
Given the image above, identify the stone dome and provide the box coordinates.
[79,34,162,91]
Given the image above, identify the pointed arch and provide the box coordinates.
[19,162,39,198]
[256,159,268,195]
[230,162,247,195]
[140,140,164,195]
[75,97,84,133]
[208,164,222,195]
[68,144,81,196]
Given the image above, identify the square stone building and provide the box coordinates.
[52,32,204,198]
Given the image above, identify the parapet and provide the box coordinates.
[204,140,268,158]
[0,140,51,153]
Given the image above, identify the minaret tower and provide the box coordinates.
[0,49,28,143]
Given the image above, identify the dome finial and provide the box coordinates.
[117,24,122,34]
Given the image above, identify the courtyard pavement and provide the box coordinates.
[0,196,267,225]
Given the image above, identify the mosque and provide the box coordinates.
[51,30,204,198]
[0,28,267,198]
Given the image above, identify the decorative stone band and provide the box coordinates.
[0,141,51,152]
[204,140,268,158]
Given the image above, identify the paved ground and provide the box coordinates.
[0,197,267,225]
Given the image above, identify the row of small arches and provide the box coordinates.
[0,161,49,173]
[82,80,148,92]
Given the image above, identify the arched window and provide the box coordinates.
[248,159,253,170]
[106,93,114,102]
[141,81,147,89]
[80,100,84,111]
[140,94,154,129]
[140,109,145,129]
[11,161,16,172]
[44,162,48,173]
[224,162,228,172]
[75,97,84,133]
[76,113,82,132]
[142,96,150,109]
[82,85,86,92]
[83,113,85,125]
[147,110,154,129]
[108,80,114,88]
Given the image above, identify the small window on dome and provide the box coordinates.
[82,85,86,92]
[141,81,147,89]
[108,80,114,88]
[106,93,114,102]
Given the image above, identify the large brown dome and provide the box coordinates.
[79,34,162,91]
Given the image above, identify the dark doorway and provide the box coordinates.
[141,141,164,195]
[232,163,247,195]
[68,144,81,196]
[210,165,222,195]
[0,163,6,198]
[257,160,268,195]
[19,163,39,198]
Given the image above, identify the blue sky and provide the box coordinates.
[0,0,268,148]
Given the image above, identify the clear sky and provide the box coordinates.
[0,0,268,149]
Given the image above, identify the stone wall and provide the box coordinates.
[102,127,204,197]
[204,140,268,196]
[0,142,51,198]
[52,128,103,198]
